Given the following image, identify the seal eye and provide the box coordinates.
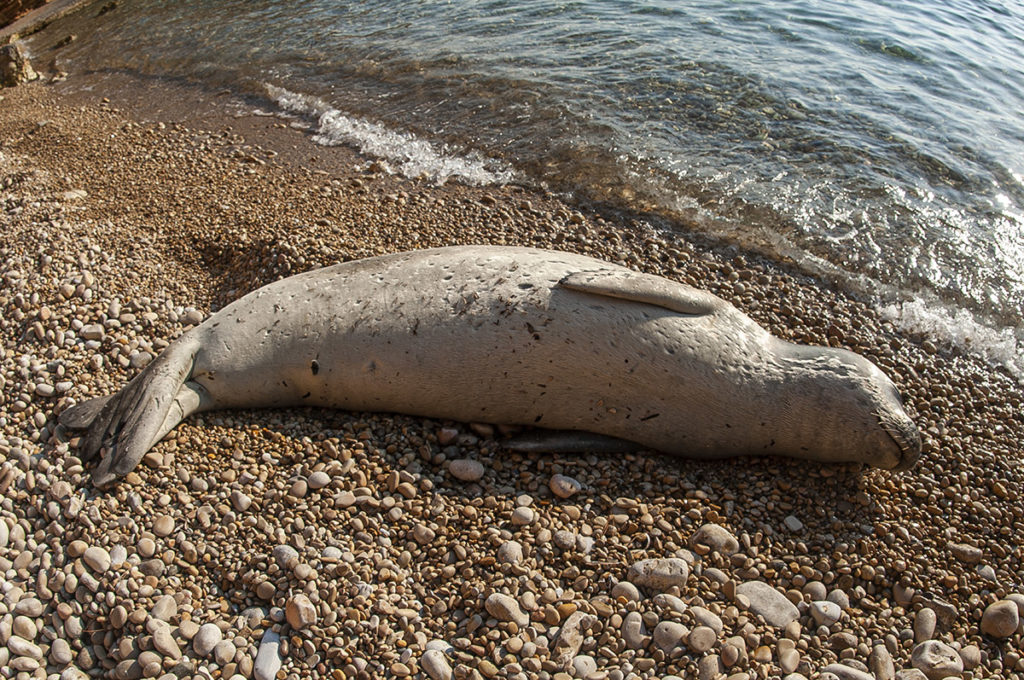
[311,360,320,376]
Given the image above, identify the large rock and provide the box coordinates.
[736,580,799,627]
[0,41,38,87]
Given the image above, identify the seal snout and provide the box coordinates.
[880,410,922,471]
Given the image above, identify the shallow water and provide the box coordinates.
[28,0,1024,377]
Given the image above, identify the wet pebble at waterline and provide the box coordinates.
[0,83,1022,680]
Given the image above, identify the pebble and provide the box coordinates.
[652,621,687,653]
[13,616,36,639]
[272,544,299,568]
[913,607,936,642]
[50,638,73,665]
[819,664,874,680]
[497,539,524,564]
[14,598,43,617]
[152,514,175,536]
[958,644,981,670]
[285,593,317,629]
[910,640,963,680]
[549,473,582,498]
[254,630,282,680]
[980,598,1019,638]
[151,623,181,659]
[688,625,717,653]
[948,542,982,563]
[7,635,42,660]
[689,606,723,633]
[485,593,529,626]
[151,595,177,621]
[552,611,597,668]
[783,515,803,532]
[627,558,690,591]
[510,506,536,525]
[893,670,928,680]
[421,649,453,680]
[611,580,641,601]
[573,654,598,677]
[735,580,799,627]
[138,537,156,557]
[412,523,436,544]
[192,622,223,657]
[82,545,111,573]
[810,600,841,627]
[689,523,739,555]
[869,644,895,680]
[308,469,331,489]
[622,611,648,649]
[449,458,484,481]
[230,489,252,511]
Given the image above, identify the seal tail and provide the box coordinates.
[59,333,207,488]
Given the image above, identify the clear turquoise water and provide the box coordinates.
[32,0,1024,375]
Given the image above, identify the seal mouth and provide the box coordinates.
[879,411,922,472]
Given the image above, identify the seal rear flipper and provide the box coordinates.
[78,336,202,488]
[59,396,115,435]
[505,430,646,454]
[559,270,723,316]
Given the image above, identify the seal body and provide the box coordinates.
[62,246,921,487]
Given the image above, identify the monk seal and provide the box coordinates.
[60,245,921,487]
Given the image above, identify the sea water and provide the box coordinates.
[28,0,1024,378]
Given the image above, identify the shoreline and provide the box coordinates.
[1,70,1023,680]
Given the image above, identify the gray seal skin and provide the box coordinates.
[61,245,921,487]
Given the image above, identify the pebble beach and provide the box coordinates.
[1,69,1023,680]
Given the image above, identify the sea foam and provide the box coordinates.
[879,297,1024,383]
[266,85,516,187]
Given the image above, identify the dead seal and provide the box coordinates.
[61,245,921,487]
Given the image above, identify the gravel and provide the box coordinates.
[0,72,1022,680]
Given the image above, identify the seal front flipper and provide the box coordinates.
[66,333,206,488]
[505,430,646,454]
[558,270,723,316]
